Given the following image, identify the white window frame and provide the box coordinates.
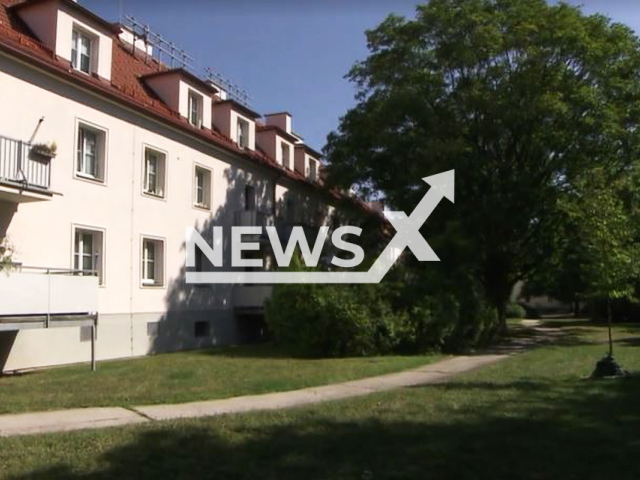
[71,27,96,75]
[142,146,167,199]
[72,225,106,286]
[141,236,165,288]
[281,142,290,169]
[237,118,249,149]
[193,164,212,210]
[75,120,107,184]
[309,159,317,182]
[188,90,203,128]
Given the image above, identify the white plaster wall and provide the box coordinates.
[0,50,338,371]
[0,53,272,369]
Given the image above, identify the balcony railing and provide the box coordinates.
[0,135,52,190]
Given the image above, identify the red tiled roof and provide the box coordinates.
[295,143,323,160]
[0,0,384,220]
[9,0,121,34]
[213,98,261,120]
[140,67,219,95]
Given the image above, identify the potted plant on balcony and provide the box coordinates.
[0,237,15,274]
[30,141,57,159]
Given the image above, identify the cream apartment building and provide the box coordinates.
[0,0,372,371]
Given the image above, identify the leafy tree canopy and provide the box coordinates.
[325,0,640,323]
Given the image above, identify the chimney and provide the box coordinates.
[264,112,292,134]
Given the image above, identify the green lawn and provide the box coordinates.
[1,319,639,480]
[0,344,443,414]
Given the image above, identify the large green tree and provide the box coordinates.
[325,0,640,328]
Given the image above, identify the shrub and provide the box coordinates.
[265,254,501,357]
[265,282,403,357]
[505,302,526,319]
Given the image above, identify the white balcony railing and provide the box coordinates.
[0,135,52,190]
[0,266,98,319]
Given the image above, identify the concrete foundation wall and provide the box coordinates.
[0,309,236,372]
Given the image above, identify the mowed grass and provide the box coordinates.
[1,320,640,479]
[0,344,443,414]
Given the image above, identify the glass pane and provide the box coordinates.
[82,233,93,254]
[82,255,93,272]
[80,35,91,56]
[146,258,155,280]
[80,54,90,73]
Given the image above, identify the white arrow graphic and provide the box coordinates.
[186,170,454,284]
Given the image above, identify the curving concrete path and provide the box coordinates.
[0,324,558,438]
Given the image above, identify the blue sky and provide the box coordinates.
[81,0,640,152]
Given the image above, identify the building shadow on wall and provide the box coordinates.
[151,166,253,353]
[149,165,345,355]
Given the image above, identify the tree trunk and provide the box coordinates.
[607,297,613,358]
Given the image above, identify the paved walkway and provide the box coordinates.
[0,323,558,438]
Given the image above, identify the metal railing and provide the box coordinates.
[0,135,52,190]
[6,263,98,276]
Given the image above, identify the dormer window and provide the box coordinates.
[309,159,317,182]
[71,29,94,74]
[237,119,249,149]
[281,143,290,169]
[188,91,203,128]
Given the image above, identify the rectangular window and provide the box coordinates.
[188,91,203,128]
[237,118,249,149]
[245,184,256,211]
[142,237,164,287]
[194,320,210,338]
[286,198,296,224]
[143,148,166,198]
[281,143,290,169]
[309,160,317,182]
[194,166,212,209]
[73,227,104,285]
[71,29,93,74]
[76,124,105,182]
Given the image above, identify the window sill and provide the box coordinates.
[193,203,211,211]
[142,191,166,201]
[141,282,165,289]
[75,172,106,185]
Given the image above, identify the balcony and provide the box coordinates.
[0,266,100,370]
[0,266,98,329]
[0,135,54,203]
